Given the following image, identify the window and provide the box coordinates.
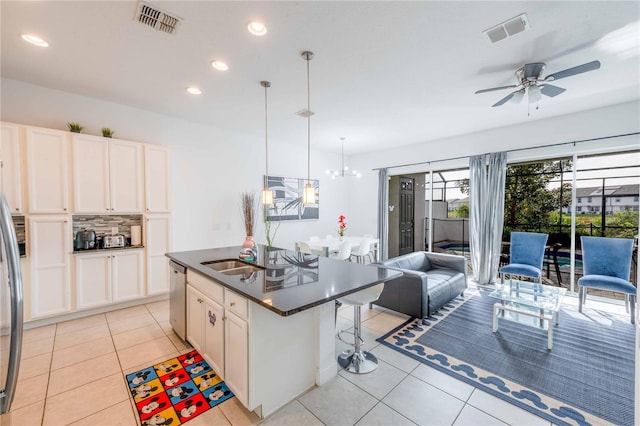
[615,197,621,202]
[577,206,582,212]
[588,197,592,203]
[594,206,600,212]
[635,196,639,202]
[577,197,582,203]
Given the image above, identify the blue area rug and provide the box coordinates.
[377,291,635,426]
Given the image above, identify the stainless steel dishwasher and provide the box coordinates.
[169,261,187,340]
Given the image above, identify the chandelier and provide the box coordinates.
[326,137,361,179]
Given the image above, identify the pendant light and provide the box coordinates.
[301,51,315,205]
[260,81,274,205]
[327,137,361,179]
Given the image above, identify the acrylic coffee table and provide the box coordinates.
[487,279,566,350]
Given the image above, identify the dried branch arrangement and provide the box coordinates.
[241,192,257,237]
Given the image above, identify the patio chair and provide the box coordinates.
[578,236,636,324]
[499,232,549,283]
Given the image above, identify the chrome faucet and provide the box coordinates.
[240,247,258,263]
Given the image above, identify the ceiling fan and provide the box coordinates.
[475,60,601,108]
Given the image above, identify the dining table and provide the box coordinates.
[296,236,380,260]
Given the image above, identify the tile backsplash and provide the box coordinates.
[72,214,143,239]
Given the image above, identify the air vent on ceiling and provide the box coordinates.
[135,1,181,35]
[483,13,530,44]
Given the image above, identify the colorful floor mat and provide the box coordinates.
[126,350,233,425]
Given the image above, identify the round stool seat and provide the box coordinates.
[339,283,384,306]
[337,283,385,374]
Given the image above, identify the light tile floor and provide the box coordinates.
[1,291,627,426]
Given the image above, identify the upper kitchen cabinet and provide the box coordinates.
[72,135,143,213]
[144,144,171,213]
[25,127,69,213]
[1,123,24,213]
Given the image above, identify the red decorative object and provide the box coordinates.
[338,215,347,237]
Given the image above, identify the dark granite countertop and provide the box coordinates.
[166,245,401,317]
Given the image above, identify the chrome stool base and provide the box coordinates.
[337,349,378,374]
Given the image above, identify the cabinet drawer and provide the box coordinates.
[224,290,248,319]
[187,271,223,304]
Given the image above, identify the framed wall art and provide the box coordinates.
[265,175,319,221]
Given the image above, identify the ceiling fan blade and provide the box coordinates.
[475,85,518,94]
[545,60,601,81]
[540,84,566,97]
[523,63,545,79]
[492,92,516,107]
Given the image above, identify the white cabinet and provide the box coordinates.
[25,127,69,213]
[75,252,111,309]
[187,284,226,380]
[110,139,143,212]
[1,123,24,213]
[224,306,248,406]
[112,250,144,302]
[71,134,110,213]
[146,214,171,295]
[144,144,171,213]
[75,250,143,310]
[29,216,71,318]
[72,135,143,213]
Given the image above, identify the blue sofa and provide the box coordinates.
[374,251,467,319]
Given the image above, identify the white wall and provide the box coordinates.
[347,100,640,237]
[0,78,348,251]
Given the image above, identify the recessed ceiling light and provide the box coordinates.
[21,34,49,47]
[211,60,229,71]
[247,21,267,36]
[186,87,202,95]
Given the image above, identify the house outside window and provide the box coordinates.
[577,197,582,203]
[588,197,592,202]
[615,197,621,202]
[576,206,582,212]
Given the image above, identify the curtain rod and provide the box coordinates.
[372,131,640,171]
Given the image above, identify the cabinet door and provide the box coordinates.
[203,298,225,379]
[112,250,144,303]
[224,310,248,406]
[109,139,143,212]
[146,214,171,295]
[29,216,71,318]
[144,145,171,213]
[187,285,205,353]
[1,123,23,213]
[72,135,110,213]
[25,127,69,213]
[75,252,111,310]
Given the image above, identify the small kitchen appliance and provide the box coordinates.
[103,235,126,248]
[74,229,97,250]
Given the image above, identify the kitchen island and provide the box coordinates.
[166,245,401,418]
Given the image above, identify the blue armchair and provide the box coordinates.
[578,236,636,324]
[499,232,549,283]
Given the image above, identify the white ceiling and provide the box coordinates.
[1,1,639,154]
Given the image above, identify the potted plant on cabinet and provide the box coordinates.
[101,127,115,138]
[67,122,84,133]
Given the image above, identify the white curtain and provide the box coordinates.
[377,168,389,261]
[469,152,507,284]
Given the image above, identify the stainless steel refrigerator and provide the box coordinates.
[0,193,24,414]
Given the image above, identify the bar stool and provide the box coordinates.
[337,283,385,374]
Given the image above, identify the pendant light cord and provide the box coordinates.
[341,137,345,177]
[264,82,269,188]
[306,54,311,184]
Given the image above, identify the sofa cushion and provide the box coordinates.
[380,252,431,272]
[425,269,466,314]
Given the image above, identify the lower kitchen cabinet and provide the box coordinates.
[186,284,225,380]
[146,214,171,295]
[224,309,248,406]
[75,249,143,310]
[29,216,71,319]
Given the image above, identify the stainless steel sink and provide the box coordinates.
[201,259,265,275]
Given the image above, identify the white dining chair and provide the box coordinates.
[350,240,373,264]
[330,241,351,261]
[298,241,312,254]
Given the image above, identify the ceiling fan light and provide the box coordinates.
[528,85,541,103]
[511,89,525,104]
